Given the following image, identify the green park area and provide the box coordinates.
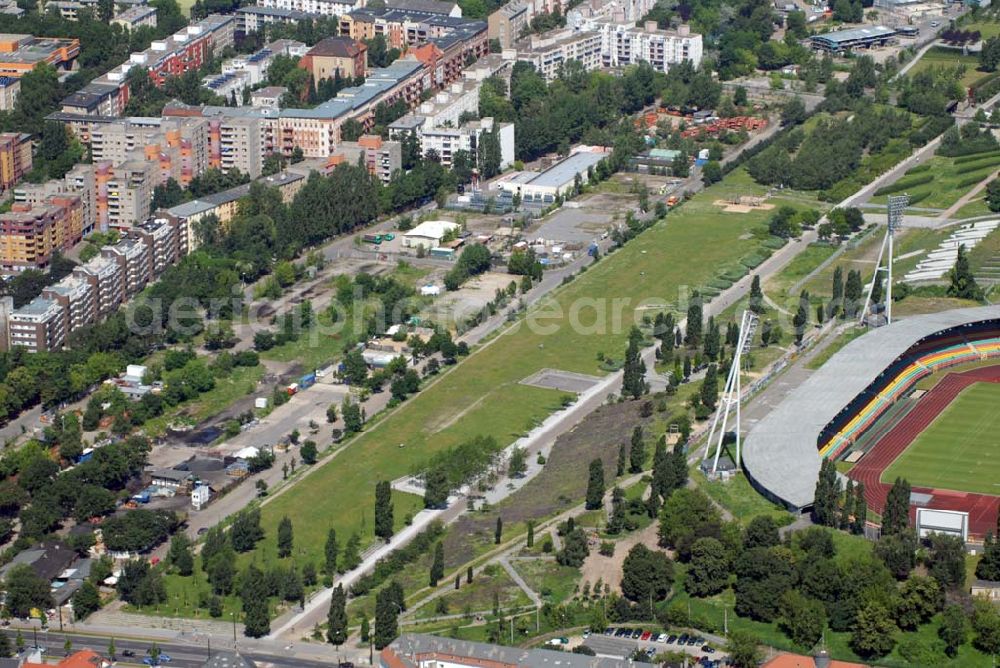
[246,168,827,574]
[907,46,991,90]
[869,152,1000,211]
[883,381,1000,495]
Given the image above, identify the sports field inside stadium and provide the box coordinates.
[882,381,1000,496]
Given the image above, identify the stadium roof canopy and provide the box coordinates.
[743,306,1000,510]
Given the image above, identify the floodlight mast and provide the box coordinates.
[860,194,907,327]
[704,308,758,474]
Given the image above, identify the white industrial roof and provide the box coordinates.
[404,219,459,239]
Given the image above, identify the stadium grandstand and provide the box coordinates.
[742,306,1000,518]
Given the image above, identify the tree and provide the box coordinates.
[659,488,723,562]
[342,396,364,434]
[686,537,729,597]
[734,547,798,622]
[423,466,449,508]
[743,516,780,550]
[71,580,101,620]
[927,533,966,590]
[939,604,969,656]
[973,597,1000,654]
[726,630,762,668]
[375,480,394,542]
[947,244,984,301]
[585,458,605,510]
[792,290,809,343]
[556,527,589,567]
[700,364,718,410]
[168,533,194,576]
[781,97,807,126]
[748,275,764,314]
[882,477,911,536]
[429,541,444,586]
[701,160,723,186]
[622,326,647,399]
[231,508,264,552]
[374,587,400,649]
[327,584,348,647]
[621,544,674,605]
[778,590,826,649]
[982,36,1000,71]
[617,443,627,477]
[324,528,339,575]
[874,532,916,580]
[241,566,270,638]
[508,448,527,478]
[628,426,645,473]
[851,601,898,658]
[987,178,1000,212]
[495,516,503,544]
[811,458,841,527]
[895,575,942,630]
[277,516,294,558]
[852,482,867,535]
[300,440,318,465]
[977,531,1000,581]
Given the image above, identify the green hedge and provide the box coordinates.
[741,254,767,269]
[952,155,1000,174]
[955,170,999,189]
[874,173,934,196]
[953,150,1000,165]
[903,163,932,174]
[700,286,721,297]
[708,278,732,290]
[720,268,746,282]
[906,189,931,206]
[762,236,787,250]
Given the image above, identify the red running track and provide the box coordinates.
[847,366,1000,539]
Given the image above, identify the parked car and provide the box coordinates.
[121,651,135,658]
[666,635,677,644]
[631,629,643,639]
[656,633,667,643]
[702,645,715,654]
[604,628,615,636]
[640,631,652,641]
[615,628,630,637]
[686,636,698,646]
[678,634,689,644]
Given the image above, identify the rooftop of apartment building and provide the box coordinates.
[165,170,305,218]
[115,5,157,21]
[0,34,79,67]
[381,634,627,668]
[251,86,287,99]
[236,5,316,20]
[12,296,62,320]
[385,0,460,15]
[305,35,366,58]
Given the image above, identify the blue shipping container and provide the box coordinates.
[299,372,317,390]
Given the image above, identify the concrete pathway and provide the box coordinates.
[498,557,542,607]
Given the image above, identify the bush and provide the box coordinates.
[707,278,732,290]
[761,236,787,250]
[952,155,1000,174]
[874,173,934,196]
[906,190,931,206]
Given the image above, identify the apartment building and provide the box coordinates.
[220,39,307,89]
[42,274,96,336]
[423,117,513,168]
[255,0,363,18]
[488,1,529,49]
[112,5,158,31]
[6,296,66,352]
[61,15,237,117]
[567,0,656,29]
[0,76,19,111]
[1,213,188,352]
[334,135,402,184]
[236,6,315,35]
[46,0,149,21]
[0,132,31,192]
[516,28,602,81]
[215,115,268,177]
[390,77,480,131]
[72,254,124,319]
[250,86,287,109]
[594,20,703,71]
[0,195,84,273]
[94,161,154,232]
[299,36,368,82]
[340,8,484,54]
[0,34,80,78]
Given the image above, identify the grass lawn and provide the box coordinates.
[764,243,838,301]
[806,327,866,370]
[954,196,993,220]
[882,381,1000,495]
[870,153,1000,211]
[249,169,825,562]
[961,18,1000,40]
[409,563,531,620]
[510,559,580,605]
[692,470,793,526]
[127,572,244,619]
[907,46,993,89]
[142,364,264,436]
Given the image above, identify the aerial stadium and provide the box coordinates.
[742,306,1000,539]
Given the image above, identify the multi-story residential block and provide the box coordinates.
[236,6,314,35]
[102,237,151,295]
[6,296,66,352]
[255,0,363,18]
[402,116,513,169]
[386,0,461,16]
[594,20,702,72]
[516,28,601,81]
[567,0,655,29]
[0,195,84,273]
[72,254,124,319]
[340,8,484,56]
[299,36,368,83]
[250,86,287,109]
[390,75,480,133]
[61,15,237,117]
[488,1,529,49]
[0,76,19,111]
[94,160,154,232]
[112,5,157,31]
[0,34,80,78]
[220,40,307,89]
[42,274,95,336]
[0,132,31,193]
[215,115,268,177]
[132,215,187,277]
[45,0,148,22]
[334,135,402,184]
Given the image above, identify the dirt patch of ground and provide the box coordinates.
[578,523,661,595]
[442,400,653,569]
[713,199,775,214]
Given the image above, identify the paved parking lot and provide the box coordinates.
[584,631,726,665]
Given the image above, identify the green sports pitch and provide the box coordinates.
[882,381,1000,496]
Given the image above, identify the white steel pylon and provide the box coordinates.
[703,309,758,474]
[860,194,907,327]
